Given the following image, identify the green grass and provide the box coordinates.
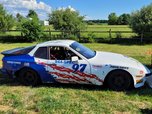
[0,42,152,113]
[86,25,132,31]
[82,25,137,38]
[45,25,137,38]
[0,25,137,39]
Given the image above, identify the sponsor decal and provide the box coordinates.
[7,61,21,64]
[110,65,129,69]
[92,65,102,69]
[24,63,30,66]
[55,60,73,64]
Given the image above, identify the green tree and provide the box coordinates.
[130,3,152,37]
[16,13,24,22]
[108,13,118,25]
[20,10,43,41]
[0,4,15,32]
[27,10,39,21]
[118,13,130,25]
[16,13,26,30]
[48,8,86,37]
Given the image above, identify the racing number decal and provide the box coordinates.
[72,64,87,72]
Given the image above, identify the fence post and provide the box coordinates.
[141,31,143,44]
[77,31,81,42]
[109,29,112,38]
[49,28,51,40]
[109,29,112,43]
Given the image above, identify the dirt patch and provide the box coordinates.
[128,100,150,109]
[0,95,3,102]
[27,111,38,114]
[0,105,12,111]
[113,111,130,114]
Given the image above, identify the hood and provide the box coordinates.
[89,51,145,70]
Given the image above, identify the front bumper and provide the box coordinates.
[145,72,152,88]
[146,72,152,77]
[134,72,152,88]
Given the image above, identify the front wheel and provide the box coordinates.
[106,70,133,91]
[18,68,41,86]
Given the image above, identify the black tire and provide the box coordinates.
[18,68,41,86]
[106,70,133,91]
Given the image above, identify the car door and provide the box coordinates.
[46,46,92,84]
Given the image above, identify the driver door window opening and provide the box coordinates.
[49,46,80,60]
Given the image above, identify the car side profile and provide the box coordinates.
[1,40,151,90]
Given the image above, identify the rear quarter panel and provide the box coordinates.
[2,55,53,83]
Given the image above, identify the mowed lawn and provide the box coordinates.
[0,25,137,39]
[0,42,152,114]
[45,25,137,38]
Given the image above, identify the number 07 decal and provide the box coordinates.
[72,64,87,72]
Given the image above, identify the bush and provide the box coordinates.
[69,34,79,41]
[130,3,152,38]
[87,32,95,43]
[21,18,43,42]
[116,32,122,38]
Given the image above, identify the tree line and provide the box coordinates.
[0,3,152,42]
[84,13,131,25]
[108,13,130,25]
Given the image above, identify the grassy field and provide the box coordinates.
[0,25,137,39]
[0,42,152,113]
[45,25,136,38]
[45,25,132,31]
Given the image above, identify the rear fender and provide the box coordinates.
[15,63,55,83]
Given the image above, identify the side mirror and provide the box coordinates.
[71,56,79,62]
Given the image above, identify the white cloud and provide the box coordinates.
[0,0,51,20]
[84,16,92,20]
[58,5,76,12]
[0,0,77,20]
[0,0,51,12]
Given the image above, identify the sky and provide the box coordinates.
[0,0,152,20]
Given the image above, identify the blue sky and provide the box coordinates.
[0,0,152,20]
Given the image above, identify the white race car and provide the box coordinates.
[1,40,151,90]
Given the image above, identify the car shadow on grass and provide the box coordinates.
[140,108,152,114]
[0,77,152,94]
[0,76,106,91]
[1,74,152,93]
[125,83,152,97]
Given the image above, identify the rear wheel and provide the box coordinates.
[106,70,133,91]
[18,68,41,86]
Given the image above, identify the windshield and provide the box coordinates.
[70,42,96,59]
